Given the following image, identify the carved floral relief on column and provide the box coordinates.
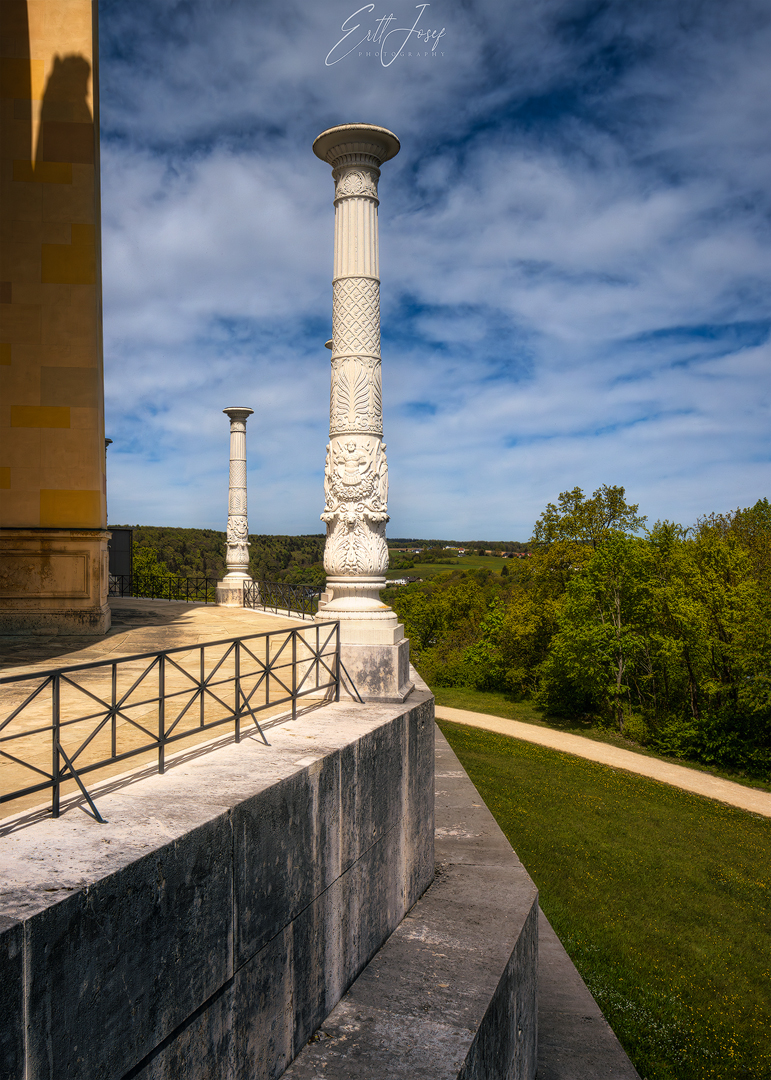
[330,276,383,435]
[333,166,379,200]
[322,436,389,575]
[329,357,383,435]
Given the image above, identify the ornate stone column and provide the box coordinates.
[216,406,253,607]
[312,124,413,701]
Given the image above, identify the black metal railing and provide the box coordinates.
[0,621,358,823]
[109,574,218,604]
[244,580,324,619]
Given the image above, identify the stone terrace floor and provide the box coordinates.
[0,599,315,820]
[0,597,307,677]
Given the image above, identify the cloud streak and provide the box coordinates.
[100,0,771,538]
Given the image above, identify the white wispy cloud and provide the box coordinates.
[100,0,771,538]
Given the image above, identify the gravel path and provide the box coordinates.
[435,705,771,818]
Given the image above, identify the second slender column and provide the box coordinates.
[216,405,253,607]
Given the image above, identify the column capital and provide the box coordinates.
[313,124,400,170]
[223,406,254,424]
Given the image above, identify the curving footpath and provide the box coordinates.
[435,706,771,819]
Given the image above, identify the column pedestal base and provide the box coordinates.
[215,576,250,607]
[340,639,414,703]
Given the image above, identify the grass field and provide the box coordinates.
[438,720,771,1080]
[433,685,771,794]
[385,553,517,579]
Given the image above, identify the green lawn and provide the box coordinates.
[433,685,771,794]
[386,553,517,578]
[438,720,771,1080]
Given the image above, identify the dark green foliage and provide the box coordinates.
[391,490,771,779]
[439,720,771,1080]
[113,526,326,585]
[247,534,326,585]
[121,525,226,579]
[532,483,646,548]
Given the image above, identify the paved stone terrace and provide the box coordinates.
[0,599,315,820]
[0,597,307,677]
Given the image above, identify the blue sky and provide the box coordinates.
[99,0,771,539]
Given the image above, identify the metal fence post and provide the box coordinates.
[158,653,165,773]
[52,672,61,817]
[292,630,297,721]
[111,662,117,759]
[235,641,241,743]
[335,623,341,702]
[315,623,320,690]
[200,644,205,727]
[265,635,270,707]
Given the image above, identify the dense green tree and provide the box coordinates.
[116,526,326,584]
[132,544,173,590]
[390,490,771,778]
[537,533,653,729]
[532,484,647,549]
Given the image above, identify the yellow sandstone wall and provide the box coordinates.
[0,0,110,633]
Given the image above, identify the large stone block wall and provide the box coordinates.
[285,724,540,1080]
[0,692,435,1080]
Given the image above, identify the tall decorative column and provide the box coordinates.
[215,406,253,607]
[312,124,413,701]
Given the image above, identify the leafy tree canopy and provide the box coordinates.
[390,488,771,780]
[532,484,647,549]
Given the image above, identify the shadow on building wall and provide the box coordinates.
[34,53,93,169]
[0,0,93,179]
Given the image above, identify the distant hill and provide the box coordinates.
[111,525,326,585]
[110,526,529,585]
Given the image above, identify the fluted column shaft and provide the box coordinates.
[223,407,253,578]
[313,125,402,646]
[317,134,396,581]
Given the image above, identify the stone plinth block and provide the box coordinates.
[215,578,248,607]
[341,639,414,703]
[284,718,540,1080]
[0,529,110,634]
[0,917,24,1080]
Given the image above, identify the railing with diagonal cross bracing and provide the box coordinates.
[0,622,356,823]
[243,580,324,619]
[109,574,219,603]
